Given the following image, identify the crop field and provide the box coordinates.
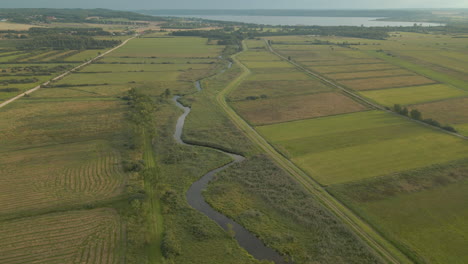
[307,63,399,74]
[360,84,468,107]
[0,140,125,216]
[326,69,415,80]
[257,110,468,185]
[60,71,181,85]
[0,22,34,30]
[64,49,108,62]
[228,79,334,101]
[242,60,293,69]
[339,75,436,90]
[109,37,223,58]
[409,97,468,125]
[82,63,210,72]
[0,209,123,264]
[232,92,368,125]
[329,160,468,264]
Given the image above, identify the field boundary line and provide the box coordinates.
[216,41,413,264]
[0,35,138,109]
[265,40,468,140]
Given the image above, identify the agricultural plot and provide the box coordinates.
[64,49,109,62]
[82,63,210,72]
[0,209,123,264]
[257,110,468,185]
[59,71,180,85]
[339,75,436,91]
[232,92,367,125]
[329,161,468,264]
[229,79,333,101]
[360,84,468,107]
[326,69,415,80]
[109,37,223,58]
[409,97,468,127]
[307,63,399,74]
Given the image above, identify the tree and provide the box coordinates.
[393,104,402,113]
[410,109,422,120]
[164,88,171,98]
[401,107,409,116]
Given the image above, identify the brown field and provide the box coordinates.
[0,209,122,264]
[326,69,416,80]
[410,97,468,124]
[340,75,436,91]
[232,92,367,125]
[229,79,334,101]
[307,63,398,74]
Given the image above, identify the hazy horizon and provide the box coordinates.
[1,0,468,10]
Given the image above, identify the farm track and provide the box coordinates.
[265,41,468,141]
[0,35,137,109]
[215,40,413,264]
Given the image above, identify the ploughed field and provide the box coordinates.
[227,36,468,264]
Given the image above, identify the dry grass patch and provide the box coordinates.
[341,75,436,91]
[232,92,367,125]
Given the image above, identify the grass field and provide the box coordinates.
[339,75,436,91]
[109,37,223,58]
[229,79,334,101]
[308,63,398,74]
[0,209,123,264]
[232,92,368,125]
[360,84,468,106]
[326,69,415,80]
[205,155,383,263]
[257,110,468,185]
[329,160,468,264]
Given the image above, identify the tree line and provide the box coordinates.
[18,35,120,50]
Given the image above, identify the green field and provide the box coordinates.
[229,79,334,101]
[257,111,468,185]
[360,84,468,107]
[329,160,468,264]
[109,37,223,58]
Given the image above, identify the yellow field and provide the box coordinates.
[0,22,35,30]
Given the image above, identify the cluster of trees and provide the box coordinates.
[172,29,244,46]
[18,35,120,50]
[28,27,111,36]
[0,8,165,24]
[393,104,457,133]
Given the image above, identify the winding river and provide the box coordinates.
[172,76,287,263]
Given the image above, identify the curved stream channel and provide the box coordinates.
[172,70,286,263]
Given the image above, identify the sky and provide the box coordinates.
[2,0,468,10]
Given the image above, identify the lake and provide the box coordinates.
[157,15,443,27]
